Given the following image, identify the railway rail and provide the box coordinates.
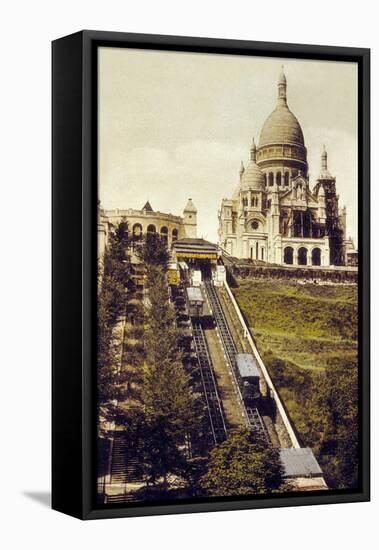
[191,319,228,445]
[204,280,269,443]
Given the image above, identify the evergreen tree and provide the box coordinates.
[97,219,131,427]
[136,231,170,270]
[200,428,285,496]
[141,265,199,488]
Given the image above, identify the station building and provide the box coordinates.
[218,69,352,268]
[98,198,198,260]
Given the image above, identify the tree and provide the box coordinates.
[97,219,132,428]
[140,265,200,489]
[136,231,170,271]
[317,359,359,488]
[200,429,285,496]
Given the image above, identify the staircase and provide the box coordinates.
[106,493,138,504]
[110,432,141,484]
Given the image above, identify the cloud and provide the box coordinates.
[99,49,358,244]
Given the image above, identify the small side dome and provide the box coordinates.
[240,162,265,191]
[240,139,265,191]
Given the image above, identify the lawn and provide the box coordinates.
[232,279,358,488]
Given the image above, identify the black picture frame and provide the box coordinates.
[52,30,370,520]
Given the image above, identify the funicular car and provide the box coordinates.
[235,353,261,403]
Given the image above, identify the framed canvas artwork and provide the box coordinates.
[52,30,370,519]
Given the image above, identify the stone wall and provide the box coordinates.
[227,263,358,284]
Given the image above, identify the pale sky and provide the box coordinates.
[99,47,358,243]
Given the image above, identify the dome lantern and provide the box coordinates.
[250,138,257,162]
[278,65,287,104]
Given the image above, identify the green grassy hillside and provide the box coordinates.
[232,279,358,489]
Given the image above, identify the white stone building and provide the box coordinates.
[218,70,348,267]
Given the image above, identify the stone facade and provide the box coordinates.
[98,199,197,259]
[218,70,350,268]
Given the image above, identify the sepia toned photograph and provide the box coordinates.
[96,47,359,506]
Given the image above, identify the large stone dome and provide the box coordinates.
[256,70,308,173]
[259,103,305,147]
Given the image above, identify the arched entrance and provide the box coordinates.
[284,246,294,265]
[147,224,156,235]
[160,226,168,245]
[172,228,178,242]
[132,223,143,252]
[132,223,142,240]
[312,247,321,266]
[298,247,308,266]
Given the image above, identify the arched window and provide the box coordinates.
[269,172,274,186]
[312,248,321,266]
[132,223,143,240]
[276,172,282,186]
[147,224,156,234]
[160,226,168,245]
[303,211,312,238]
[172,228,178,242]
[118,221,128,239]
[284,246,294,265]
[298,247,308,266]
[284,172,289,186]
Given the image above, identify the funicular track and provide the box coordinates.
[204,280,269,442]
[191,320,228,445]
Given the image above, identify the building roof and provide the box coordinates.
[186,286,204,303]
[280,448,323,478]
[240,161,265,191]
[173,238,219,259]
[235,139,265,193]
[173,238,218,250]
[184,198,197,213]
[259,104,305,147]
[142,201,153,212]
[236,353,260,378]
[259,71,305,148]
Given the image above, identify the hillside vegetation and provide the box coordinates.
[232,279,358,489]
